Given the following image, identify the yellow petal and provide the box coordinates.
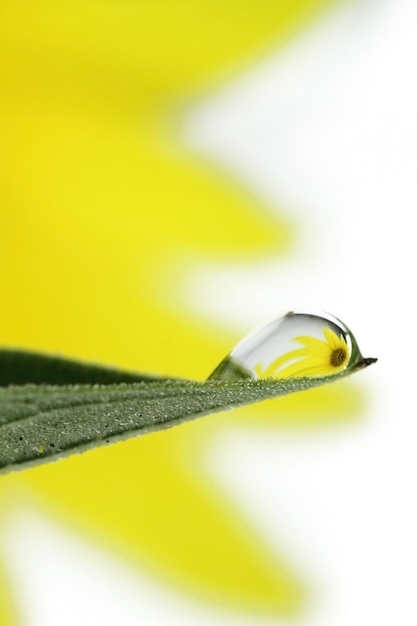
[1,0,342,616]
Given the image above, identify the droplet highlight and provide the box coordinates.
[208,311,375,381]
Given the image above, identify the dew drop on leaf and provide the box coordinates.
[208,311,375,381]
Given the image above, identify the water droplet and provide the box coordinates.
[208,311,375,380]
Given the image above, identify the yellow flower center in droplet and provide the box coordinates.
[330,346,347,368]
[255,327,349,379]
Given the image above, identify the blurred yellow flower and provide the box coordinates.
[0,0,351,622]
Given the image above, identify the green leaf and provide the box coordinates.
[0,349,375,475]
[0,348,164,386]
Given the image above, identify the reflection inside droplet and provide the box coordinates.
[209,311,370,381]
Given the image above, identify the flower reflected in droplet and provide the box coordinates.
[255,327,349,379]
[208,311,367,381]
